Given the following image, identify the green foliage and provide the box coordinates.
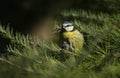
[0,9,120,78]
[73,0,120,13]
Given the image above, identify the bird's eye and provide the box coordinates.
[63,25,72,28]
[66,25,71,27]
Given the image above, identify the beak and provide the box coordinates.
[62,27,65,29]
[62,25,65,29]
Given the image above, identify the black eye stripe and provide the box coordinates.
[64,25,73,27]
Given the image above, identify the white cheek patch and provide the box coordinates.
[65,26,74,31]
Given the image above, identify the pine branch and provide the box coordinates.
[0,57,33,72]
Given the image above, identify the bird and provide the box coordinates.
[59,21,84,52]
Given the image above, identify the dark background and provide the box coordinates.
[0,0,119,33]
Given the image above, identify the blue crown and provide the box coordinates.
[62,21,72,26]
[63,21,71,24]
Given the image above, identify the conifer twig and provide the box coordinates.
[0,57,33,72]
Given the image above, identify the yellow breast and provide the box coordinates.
[63,30,84,52]
[63,30,81,39]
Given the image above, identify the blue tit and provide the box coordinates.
[59,21,84,52]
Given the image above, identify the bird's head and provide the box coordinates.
[62,21,74,32]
